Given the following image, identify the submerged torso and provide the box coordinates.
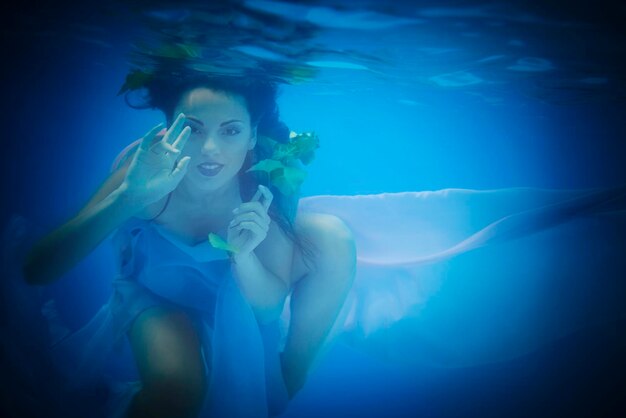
[136,189,307,286]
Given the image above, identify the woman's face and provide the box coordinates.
[173,87,256,193]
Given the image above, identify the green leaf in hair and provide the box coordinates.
[155,43,202,60]
[245,131,319,196]
[255,135,280,157]
[118,69,153,95]
[271,166,308,195]
[208,233,239,254]
[271,132,319,165]
[246,158,284,174]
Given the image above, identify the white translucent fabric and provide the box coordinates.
[2,185,625,417]
[296,186,626,367]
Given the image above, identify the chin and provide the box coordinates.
[187,170,233,191]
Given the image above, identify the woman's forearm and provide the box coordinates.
[22,185,142,285]
[230,251,289,323]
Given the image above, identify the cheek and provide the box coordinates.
[180,140,202,158]
[223,141,250,157]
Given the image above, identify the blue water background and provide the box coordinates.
[2,1,626,417]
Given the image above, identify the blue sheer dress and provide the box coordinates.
[53,215,289,417]
[2,184,625,417]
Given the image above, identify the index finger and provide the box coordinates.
[258,185,273,211]
[250,185,272,211]
[251,187,263,203]
[172,126,191,151]
[163,113,186,145]
[139,123,165,151]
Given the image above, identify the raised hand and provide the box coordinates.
[227,185,274,256]
[121,113,192,208]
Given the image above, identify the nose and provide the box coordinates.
[201,135,220,155]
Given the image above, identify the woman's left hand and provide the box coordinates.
[227,185,274,257]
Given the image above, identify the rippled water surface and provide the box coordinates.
[2,1,626,417]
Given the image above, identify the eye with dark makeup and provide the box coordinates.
[188,125,203,135]
[222,126,242,136]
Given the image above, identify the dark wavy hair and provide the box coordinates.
[125,72,318,271]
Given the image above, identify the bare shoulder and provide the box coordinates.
[290,211,356,283]
[133,195,170,221]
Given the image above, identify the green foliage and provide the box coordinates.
[246,132,319,195]
[270,166,308,196]
[154,43,202,60]
[118,69,153,95]
[208,233,240,254]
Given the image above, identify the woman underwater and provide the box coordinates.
[5,68,626,418]
[19,74,357,418]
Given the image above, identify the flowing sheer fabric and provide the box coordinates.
[2,185,625,417]
[301,186,626,367]
[2,214,289,418]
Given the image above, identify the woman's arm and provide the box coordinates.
[22,169,142,286]
[22,119,192,286]
[226,185,291,323]
[230,251,290,323]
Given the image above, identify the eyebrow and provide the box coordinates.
[220,119,244,126]
[185,116,204,126]
[185,116,244,127]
